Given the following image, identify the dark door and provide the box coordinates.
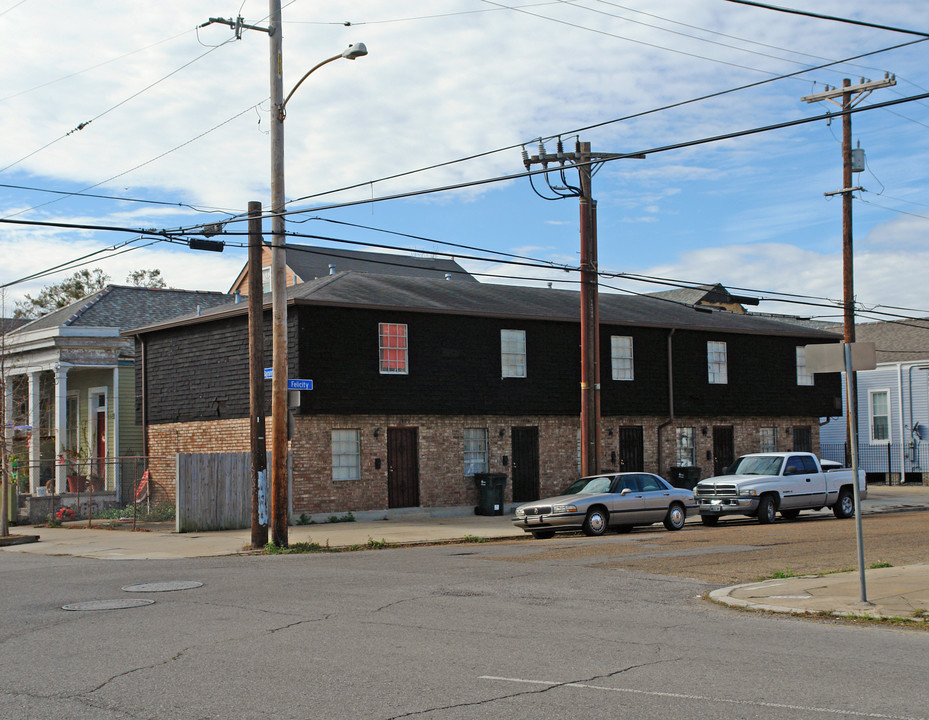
[793,426,812,452]
[511,426,540,502]
[618,426,644,472]
[387,427,419,508]
[713,425,735,476]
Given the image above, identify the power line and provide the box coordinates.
[721,1,929,38]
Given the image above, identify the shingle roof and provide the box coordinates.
[133,272,841,339]
[12,285,230,334]
[855,319,929,363]
[1,317,28,334]
[282,245,477,284]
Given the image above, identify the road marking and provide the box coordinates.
[479,676,928,720]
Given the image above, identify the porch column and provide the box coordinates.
[54,366,69,493]
[112,365,119,496]
[28,371,40,493]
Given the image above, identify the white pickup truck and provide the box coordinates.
[693,452,866,525]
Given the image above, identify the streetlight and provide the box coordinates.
[267,2,367,547]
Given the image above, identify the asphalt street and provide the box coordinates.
[1,529,927,720]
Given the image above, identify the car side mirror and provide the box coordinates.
[620,488,632,495]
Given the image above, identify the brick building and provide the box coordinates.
[130,272,841,515]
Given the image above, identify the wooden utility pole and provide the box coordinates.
[802,74,895,463]
[524,141,643,477]
[247,201,268,549]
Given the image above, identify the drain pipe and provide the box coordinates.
[657,328,676,477]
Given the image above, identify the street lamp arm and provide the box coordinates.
[280,54,341,119]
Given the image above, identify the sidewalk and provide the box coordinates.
[3,484,929,622]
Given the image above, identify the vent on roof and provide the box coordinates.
[329,264,335,275]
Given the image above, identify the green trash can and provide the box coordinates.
[473,472,507,516]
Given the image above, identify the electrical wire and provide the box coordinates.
[286,1,571,26]
[721,0,929,38]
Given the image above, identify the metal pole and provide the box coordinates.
[248,201,269,549]
[844,343,869,605]
[578,142,600,477]
[268,0,288,547]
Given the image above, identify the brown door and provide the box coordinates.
[511,426,540,502]
[618,426,644,472]
[713,425,735,476]
[793,426,812,452]
[387,427,420,508]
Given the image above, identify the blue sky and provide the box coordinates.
[2,0,928,322]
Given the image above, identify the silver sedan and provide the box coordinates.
[513,472,698,539]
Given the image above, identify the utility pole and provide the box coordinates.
[524,141,643,477]
[802,74,895,465]
[247,201,268,549]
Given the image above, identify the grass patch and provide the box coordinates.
[869,561,893,569]
[462,535,487,543]
[264,540,326,554]
[769,568,796,579]
[328,512,355,524]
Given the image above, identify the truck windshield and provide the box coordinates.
[729,456,784,476]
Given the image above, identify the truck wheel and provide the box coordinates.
[757,494,777,524]
[833,488,854,519]
[582,507,609,536]
[700,514,719,527]
[663,503,686,531]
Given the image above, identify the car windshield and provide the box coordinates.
[729,455,784,476]
[561,476,613,495]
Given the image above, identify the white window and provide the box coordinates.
[676,427,696,466]
[501,329,526,378]
[261,267,271,294]
[379,323,408,375]
[796,346,814,386]
[332,429,361,481]
[463,428,488,476]
[707,341,728,384]
[611,336,634,381]
[760,427,777,453]
[869,389,891,443]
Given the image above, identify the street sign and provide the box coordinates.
[287,379,313,391]
[264,367,273,380]
[805,342,876,374]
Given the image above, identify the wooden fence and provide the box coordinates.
[176,452,292,532]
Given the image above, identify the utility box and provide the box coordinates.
[669,466,701,491]
[473,473,507,516]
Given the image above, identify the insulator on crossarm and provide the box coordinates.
[521,147,530,170]
[538,139,548,169]
[556,138,565,165]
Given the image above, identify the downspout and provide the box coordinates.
[898,363,905,481]
[138,335,148,461]
[657,328,676,477]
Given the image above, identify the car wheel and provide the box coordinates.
[757,494,777,524]
[531,530,556,540]
[780,509,800,520]
[700,514,719,527]
[833,488,855,519]
[663,503,686,531]
[582,506,609,536]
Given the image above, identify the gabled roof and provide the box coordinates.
[0,317,28,335]
[133,272,841,340]
[855,318,929,363]
[12,285,230,334]
[227,243,478,293]
[647,283,759,310]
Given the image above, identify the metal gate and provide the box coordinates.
[511,426,540,502]
[387,427,420,508]
[793,426,812,452]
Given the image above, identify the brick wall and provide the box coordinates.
[147,413,821,513]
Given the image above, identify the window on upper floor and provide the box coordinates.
[869,389,891,443]
[796,346,814,385]
[501,329,526,378]
[261,267,271,294]
[611,336,634,381]
[379,323,408,375]
[707,341,728,384]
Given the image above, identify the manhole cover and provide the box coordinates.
[121,581,203,593]
[62,599,155,611]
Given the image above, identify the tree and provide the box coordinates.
[126,269,166,289]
